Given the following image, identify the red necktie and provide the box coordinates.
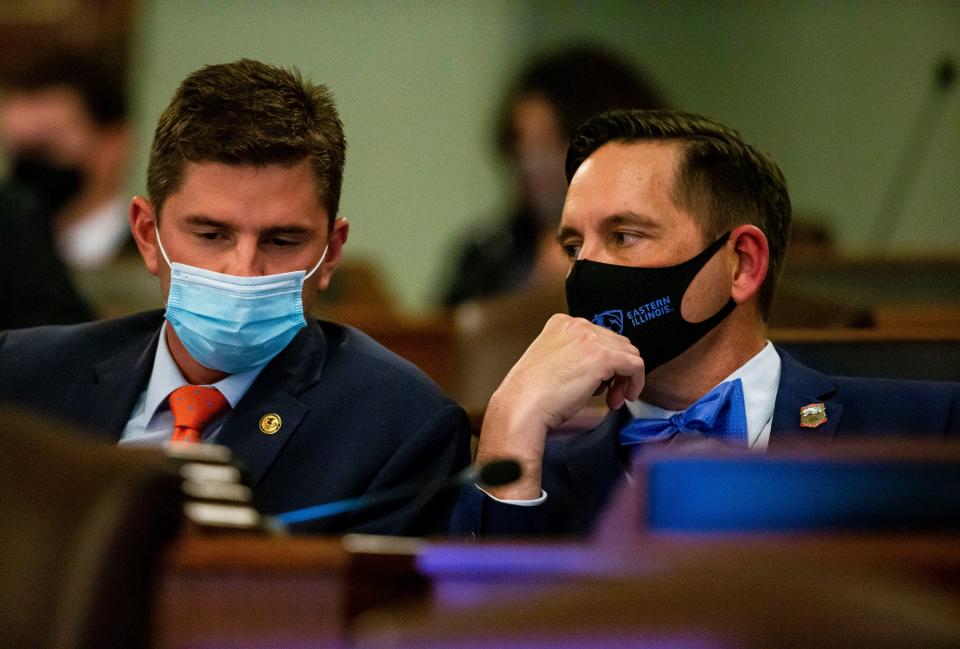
[168,385,230,443]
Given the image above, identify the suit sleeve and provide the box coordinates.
[344,402,472,537]
[947,385,960,436]
[450,485,552,538]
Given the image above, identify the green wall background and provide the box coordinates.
[129,1,959,311]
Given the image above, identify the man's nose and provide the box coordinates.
[223,240,264,277]
[577,238,607,264]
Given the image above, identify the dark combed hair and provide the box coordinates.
[566,109,791,321]
[496,43,667,155]
[4,47,127,125]
[147,59,346,219]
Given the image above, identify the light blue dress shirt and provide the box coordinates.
[119,324,264,447]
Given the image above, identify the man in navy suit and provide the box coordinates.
[455,109,960,536]
[0,59,470,536]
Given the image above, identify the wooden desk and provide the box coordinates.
[156,530,960,648]
[359,534,960,648]
[155,532,426,649]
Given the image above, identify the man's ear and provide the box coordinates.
[129,196,161,276]
[315,217,350,291]
[729,224,769,305]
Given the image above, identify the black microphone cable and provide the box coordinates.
[871,55,956,251]
[268,459,521,530]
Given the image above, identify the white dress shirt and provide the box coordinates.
[57,196,130,269]
[119,323,263,447]
[625,340,781,450]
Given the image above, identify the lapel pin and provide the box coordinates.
[259,413,282,435]
[799,403,827,428]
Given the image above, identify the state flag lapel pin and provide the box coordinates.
[799,402,827,428]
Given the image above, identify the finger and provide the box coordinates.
[564,316,640,354]
[601,348,646,382]
[589,325,641,354]
[624,370,645,402]
[606,377,627,410]
[593,378,612,397]
[600,351,645,407]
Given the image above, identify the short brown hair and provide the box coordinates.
[147,59,346,221]
[566,109,791,321]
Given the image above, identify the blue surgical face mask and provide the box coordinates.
[156,227,328,374]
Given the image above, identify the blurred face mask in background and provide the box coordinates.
[10,151,85,219]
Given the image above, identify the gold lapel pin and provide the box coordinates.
[799,403,827,429]
[259,413,282,435]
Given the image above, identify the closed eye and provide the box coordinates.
[261,226,312,249]
[196,230,227,242]
[267,237,300,247]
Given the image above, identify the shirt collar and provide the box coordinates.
[142,322,265,421]
[625,341,781,448]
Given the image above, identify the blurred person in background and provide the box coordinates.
[0,181,95,329]
[1,47,133,272]
[439,43,668,307]
[440,44,669,411]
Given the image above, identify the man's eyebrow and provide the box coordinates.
[556,211,662,242]
[181,214,313,236]
[182,214,227,228]
[597,212,662,232]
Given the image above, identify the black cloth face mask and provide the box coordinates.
[565,231,735,373]
[10,152,85,220]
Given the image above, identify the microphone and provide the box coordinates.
[871,55,957,250]
[269,459,522,530]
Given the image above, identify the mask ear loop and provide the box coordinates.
[154,224,173,268]
[304,244,329,280]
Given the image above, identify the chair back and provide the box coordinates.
[0,407,183,649]
[773,328,960,381]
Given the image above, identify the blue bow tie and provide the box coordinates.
[620,379,748,447]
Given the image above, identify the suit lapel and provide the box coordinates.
[561,348,845,462]
[771,347,843,444]
[555,348,849,506]
[214,322,327,486]
[80,317,162,441]
[563,407,631,506]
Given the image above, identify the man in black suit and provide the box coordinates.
[1,48,134,272]
[0,181,94,329]
[0,59,470,536]
[454,109,960,536]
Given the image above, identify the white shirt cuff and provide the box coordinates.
[475,483,547,506]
